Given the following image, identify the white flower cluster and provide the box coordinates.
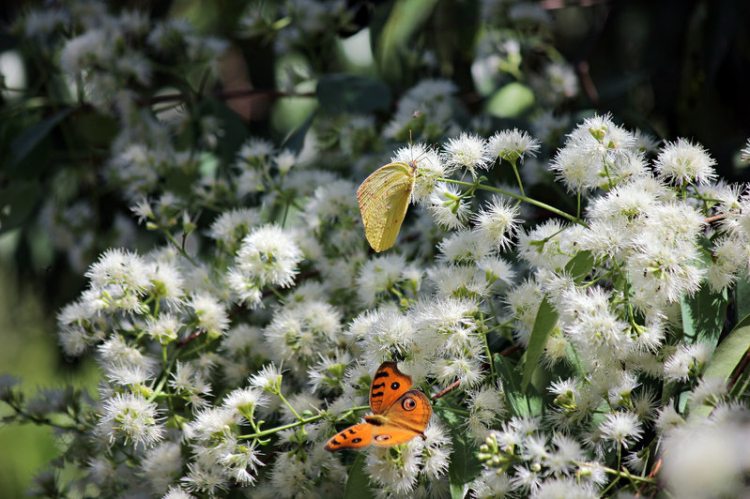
[9,2,750,499]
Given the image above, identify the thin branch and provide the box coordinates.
[432,380,461,401]
[499,344,522,357]
[705,214,726,224]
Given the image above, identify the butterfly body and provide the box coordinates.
[357,161,417,252]
[324,361,432,451]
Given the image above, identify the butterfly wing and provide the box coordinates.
[324,423,373,452]
[370,424,424,447]
[369,361,413,415]
[382,390,433,435]
[357,162,415,252]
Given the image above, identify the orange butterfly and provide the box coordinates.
[324,361,433,451]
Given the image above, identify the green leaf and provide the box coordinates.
[565,251,595,284]
[344,453,375,499]
[316,74,392,115]
[443,402,482,498]
[372,0,439,79]
[281,110,316,153]
[11,108,73,165]
[736,276,750,324]
[680,285,729,347]
[522,296,558,392]
[486,83,535,118]
[688,314,750,420]
[494,354,542,418]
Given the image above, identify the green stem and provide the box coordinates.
[577,461,655,485]
[435,405,471,416]
[240,405,371,440]
[277,391,303,421]
[163,229,198,267]
[509,159,525,197]
[439,178,586,227]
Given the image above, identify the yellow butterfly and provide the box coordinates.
[357,160,417,252]
[324,361,432,451]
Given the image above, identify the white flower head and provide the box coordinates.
[428,183,470,229]
[442,132,491,176]
[232,224,303,290]
[655,138,717,186]
[474,197,522,250]
[187,293,229,338]
[98,393,164,448]
[598,412,643,449]
[487,128,541,164]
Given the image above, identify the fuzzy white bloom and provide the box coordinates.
[248,364,283,393]
[146,259,185,304]
[506,278,545,346]
[208,208,262,253]
[169,362,212,408]
[471,469,512,499]
[141,442,183,494]
[598,412,642,449]
[420,423,452,479]
[86,248,150,292]
[661,410,750,498]
[60,29,112,74]
[663,343,712,382]
[474,197,522,250]
[98,393,164,448]
[180,461,229,496]
[438,230,493,264]
[235,137,275,167]
[366,445,422,495]
[146,313,182,344]
[356,254,416,307]
[517,220,572,271]
[274,149,297,175]
[687,376,727,408]
[487,129,541,163]
[655,138,717,186]
[98,335,156,372]
[428,183,469,229]
[187,293,229,338]
[263,300,342,373]
[533,478,597,499]
[163,487,196,499]
[231,224,303,293]
[443,132,491,175]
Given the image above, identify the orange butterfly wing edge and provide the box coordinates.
[324,362,433,452]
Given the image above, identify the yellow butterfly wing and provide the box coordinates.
[357,161,416,252]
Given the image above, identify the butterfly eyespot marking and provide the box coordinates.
[352,438,362,443]
[402,397,417,411]
[374,435,391,442]
[391,382,400,390]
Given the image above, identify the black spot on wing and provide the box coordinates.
[374,371,390,379]
[340,432,347,439]
[331,439,340,445]
[372,382,385,390]
[348,428,356,435]
[371,391,384,398]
